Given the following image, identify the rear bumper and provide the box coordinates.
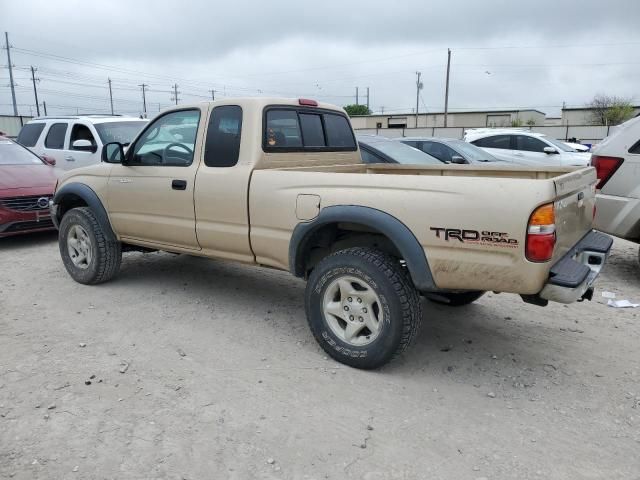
[538,230,613,304]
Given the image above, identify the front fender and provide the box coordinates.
[51,182,116,243]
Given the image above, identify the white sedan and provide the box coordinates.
[464,129,591,166]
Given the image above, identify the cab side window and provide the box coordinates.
[422,141,456,162]
[516,135,547,153]
[360,147,386,164]
[204,105,243,167]
[44,123,67,149]
[472,135,512,150]
[130,109,200,166]
[70,124,97,150]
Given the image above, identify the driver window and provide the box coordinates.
[70,124,96,150]
[130,109,200,166]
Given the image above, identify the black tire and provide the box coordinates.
[425,290,485,306]
[59,207,121,285]
[305,247,422,369]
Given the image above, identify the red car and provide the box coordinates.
[0,136,58,237]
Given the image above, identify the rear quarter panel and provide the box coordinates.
[249,170,560,294]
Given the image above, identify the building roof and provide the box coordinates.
[351,108,546,117]
[562,105,640,111]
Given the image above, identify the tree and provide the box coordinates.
[343,104,371,116]
[588,94,635,125]
[511,118,523,127]
[526,118,537,127]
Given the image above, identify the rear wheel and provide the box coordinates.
[59,207,121,284]
[425,291,485,306]
[305,247,422,369]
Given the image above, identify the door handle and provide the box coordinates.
[172,179,187,190]
[65,156,75,161]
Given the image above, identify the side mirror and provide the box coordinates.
[102,142,125,164]
[543,146,559,155]
[450,155,467,164]
[72,139,97,153]
[41,155,56,166]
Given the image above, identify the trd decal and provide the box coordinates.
[430,228,518,247]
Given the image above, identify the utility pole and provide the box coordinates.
[355,87,359,105]
[172,84,180,105]
[366,87,370,111]
[415,71,422,128]
[380,106,385,115]
[4,32,18,116]
[30,66,40,116]
[107,78,114,115]
[139,83,148,116]
[209,89,216,101]
[444,48,451,128]
[42,101,47,115]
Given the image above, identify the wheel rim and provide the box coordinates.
[67,224,92,269]
[322,275,383,346]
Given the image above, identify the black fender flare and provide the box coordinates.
[52,182,117,243]
[289,205,436,292]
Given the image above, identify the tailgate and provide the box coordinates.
[552,167,597,260]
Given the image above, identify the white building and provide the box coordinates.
[350,109,546,130]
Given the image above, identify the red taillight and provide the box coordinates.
[591,155,623,190]
[526,203,556,262]
[298,98,318,107]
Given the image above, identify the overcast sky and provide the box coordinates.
[1,0,639,118]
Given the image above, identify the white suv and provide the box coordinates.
[464,128,591,166]
[17,115,148,171]
[591,115,640,246]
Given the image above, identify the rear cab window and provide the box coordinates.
[264,106,356,152]
[17,123,46,147]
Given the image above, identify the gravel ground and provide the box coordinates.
[1,232,639,480]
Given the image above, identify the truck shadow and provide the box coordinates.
[0,231,57,251]
[113,252,575,377]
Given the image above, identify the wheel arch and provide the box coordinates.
[289,205,436,292]
[52,183,117,243]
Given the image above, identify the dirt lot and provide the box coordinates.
[1,232,639,480]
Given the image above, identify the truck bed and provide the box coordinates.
[276,162,583,180]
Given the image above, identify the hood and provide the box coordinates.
[0,164,58,191]
[562,151,591,166]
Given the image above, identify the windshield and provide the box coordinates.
[543,136,575,152]
[359,137,442,165]
[448,140,499,162]
[0,139,43,165]
[94,121,148,144]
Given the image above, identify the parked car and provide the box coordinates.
[464,129,591,166]
[591,115,640,252]
[564,141,591,152]
[0,136,58,237]
[357,135,443,165]
[50,98,610,369]
[397,137,508,164]
[16,115,148,171]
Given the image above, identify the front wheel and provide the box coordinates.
[59,207,122,285]
[305,247,422,369]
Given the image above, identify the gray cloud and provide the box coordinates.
[1,0,638,117]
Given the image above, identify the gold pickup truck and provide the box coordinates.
[50,98,612,369]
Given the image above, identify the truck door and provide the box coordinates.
[107,108,203,249]
[193,104,254,262]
